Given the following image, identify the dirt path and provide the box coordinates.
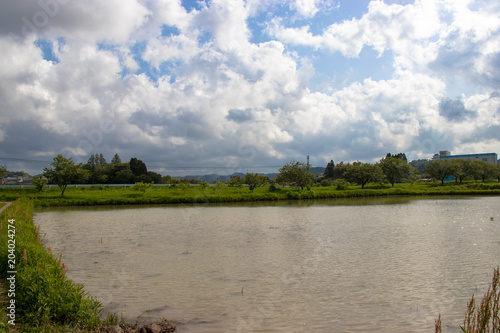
[0,202,12,216]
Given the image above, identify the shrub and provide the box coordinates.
[133,181,153,193]
[268,184,281,192]
[333,179,349,190]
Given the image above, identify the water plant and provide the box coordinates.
[435,266,500,333]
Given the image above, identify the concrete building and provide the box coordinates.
[432,150,451,160]
[440,152,498,165]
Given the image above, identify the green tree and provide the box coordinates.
[424,160,454,184]
[161,175,172,184]
[97,153,107,166]
[343,162,383,189]
[449,159,475,183]
[0,165,6,178]
[324,160,335,178]
[324,160,350,179]
[32,176,48,192]
[385,152,408,163]
[380,156,419,187]
[277,160,315,190]
[109,163,133,184]
[130,157,147,177]
[244,173,267,192]
[43,155,89,196]
[472,161,498,182]
[85,154,97,172]
[228,175,244,187]
[111,153,121,165]
[146,171,162,184]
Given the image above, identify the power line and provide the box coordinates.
[148,165,283,170]
[0,157,282,170]
[0,157,51,164]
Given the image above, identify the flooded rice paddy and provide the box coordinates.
[35,196,500,332]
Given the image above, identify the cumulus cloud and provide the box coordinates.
[439,97,477,122]
[0,0,150,42]
[0,0,499,176]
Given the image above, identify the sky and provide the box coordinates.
[0,0,499,177]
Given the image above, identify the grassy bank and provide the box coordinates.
[1,181,500,207]
[0,198,102,332]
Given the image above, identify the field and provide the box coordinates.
[1,183,499,332]
[1,181,499,207]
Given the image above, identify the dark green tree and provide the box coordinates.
[343,162,383,189]
[324,160,335,178]
[324,161,350,179]
[109,163,133,184]
[97,153,107,166]
[43,155,89,196]
[385,152,408,163]
[85,154,97,172]
[130,158,147,177]
[146,171,163,184]
[111,153,121,165]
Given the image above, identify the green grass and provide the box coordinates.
[0,181,499,207]
[0,198,102,332]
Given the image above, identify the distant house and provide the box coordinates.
[2,177,19,185]
[439,152,498,165]
[1,176,34,185]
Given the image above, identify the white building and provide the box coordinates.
[439,153,498,165]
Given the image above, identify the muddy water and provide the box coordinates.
[35,196,500,332]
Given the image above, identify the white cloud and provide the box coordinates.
[270,0,443,65]
[0,0,499,175]
[292,0,320,18]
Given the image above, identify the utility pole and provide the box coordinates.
[307,154,310,169]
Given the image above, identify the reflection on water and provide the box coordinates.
[35,196,500,333]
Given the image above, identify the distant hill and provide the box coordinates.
[409,159,429,175]
[4,171,32,178]
[181,172,277,183]
[309,167,325,175]
[181,166,325,183]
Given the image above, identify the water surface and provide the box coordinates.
[35,196,500,332]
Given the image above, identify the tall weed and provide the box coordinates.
[435,266,500,333]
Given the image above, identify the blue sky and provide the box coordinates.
[0,0,499,176]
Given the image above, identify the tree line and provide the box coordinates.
[39,152,500,196]
[321,153,500,188]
